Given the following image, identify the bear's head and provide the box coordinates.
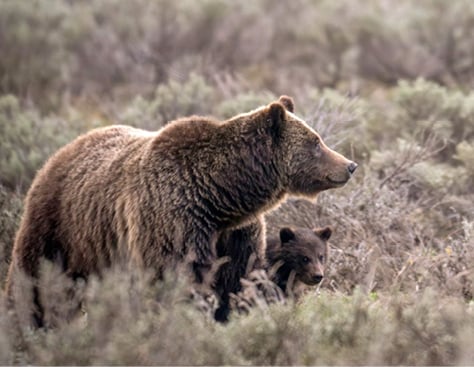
[277,226,331,286]
[258,96,357,197]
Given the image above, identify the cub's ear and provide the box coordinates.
[314,226,332,241]
[278,95,295,113]
[280,227,295,244]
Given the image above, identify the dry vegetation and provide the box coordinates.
[0,0,473,365]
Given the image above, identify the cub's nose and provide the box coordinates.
[313,275,323,284]
[347,162,358,175]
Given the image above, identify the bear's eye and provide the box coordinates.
[318,255,325,263]
[302,256,310,264]
[314,140,321,152]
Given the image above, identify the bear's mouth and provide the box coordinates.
[302,278,323,286]
[326,176,349,186]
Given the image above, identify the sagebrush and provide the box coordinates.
[1,0,473,365]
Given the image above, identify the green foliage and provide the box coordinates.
[0,185,22,286]
[17,268,239,365]
[3,1,474,110]
[0,95,96,192]
[396,79,474,145]
[355,1,474,87]
[347,80,474,195]
[454,140,474,188]
[455,140,474,170]
[408,161,464,191]
[0,1,70,109]
[4,270,474,365]
[120,74,215,129]
[216,91,275,119]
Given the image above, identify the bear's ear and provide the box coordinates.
[268,102,286,132]
[280,227,295,244]
[314,226,332,241]
[278,95,295,113]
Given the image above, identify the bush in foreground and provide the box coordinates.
[2,266,473,365]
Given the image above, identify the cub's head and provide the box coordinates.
[265,96,357,197]
[277,226,332,286]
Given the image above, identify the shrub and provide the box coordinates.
[3,0,474,110]
[0,1,70,109]
[216,91,276,119]
[119,74,215,129]
[16,267,237,365]
[356,1,474,88]
[0,185,22,287]
[395,79,474,161]
[0,95,96,192]
[3,267,473,365]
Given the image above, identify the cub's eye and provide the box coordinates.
[319,255,325,263]
[302,256,310,264]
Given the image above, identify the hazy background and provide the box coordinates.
[0,0,473,364]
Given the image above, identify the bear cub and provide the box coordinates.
[266,226,332,293]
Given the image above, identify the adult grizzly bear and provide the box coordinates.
[6,96,357,327]
[266,226,331,294]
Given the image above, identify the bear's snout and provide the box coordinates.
[312,274,323,284]
[347,161,358,175]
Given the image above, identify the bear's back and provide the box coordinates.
[26,125,156,214]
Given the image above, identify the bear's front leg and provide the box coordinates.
[184,227,219,285]
[213,216,265,322]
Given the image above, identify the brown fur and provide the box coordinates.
[266,226,332,294]
[5,95,356,327]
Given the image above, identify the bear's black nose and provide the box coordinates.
[348,162,358,174]
[313,275,323,283]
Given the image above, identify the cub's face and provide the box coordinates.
[272,96,357,197]
[279,226,332,286]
